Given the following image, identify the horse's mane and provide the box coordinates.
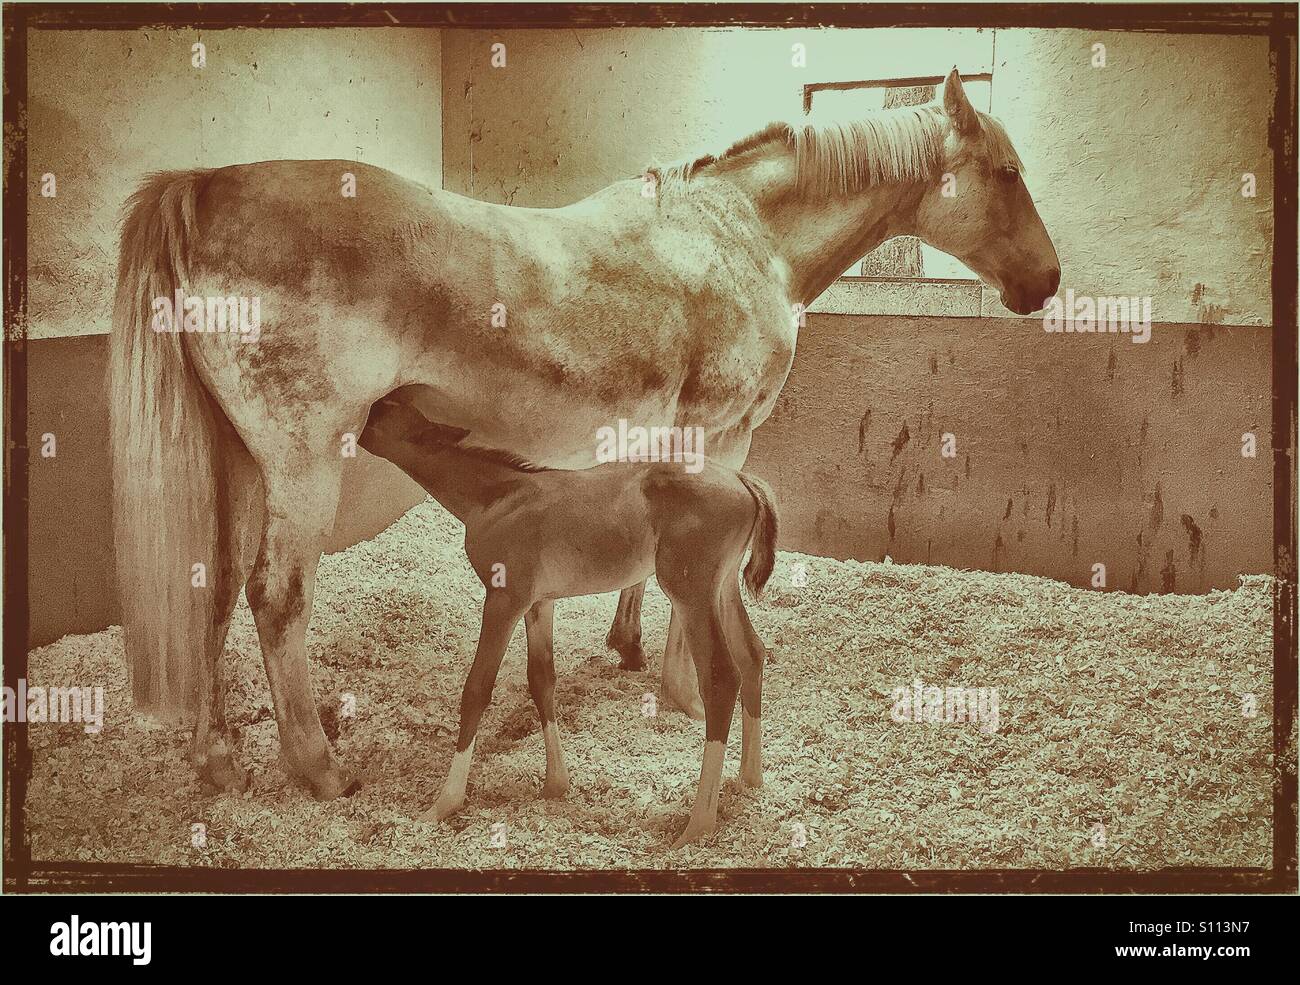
[652,104,1023,198]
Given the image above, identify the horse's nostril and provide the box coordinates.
[1046,267,1061,297]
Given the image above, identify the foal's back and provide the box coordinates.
[467,460,755,602]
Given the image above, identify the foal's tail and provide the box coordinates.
[109,170,217,722]
[737,472,778,599]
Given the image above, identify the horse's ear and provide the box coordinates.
[942,67,980,137]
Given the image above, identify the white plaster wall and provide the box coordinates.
[442,27,993,205]
[443,27,1274,326]
[990,30,1273,325]
[28,27,443,339]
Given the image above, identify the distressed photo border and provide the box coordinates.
[2,1,1296,894]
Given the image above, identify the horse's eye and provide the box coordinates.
[1000,166,1020,184]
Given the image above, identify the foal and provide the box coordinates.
[358,397,777,849]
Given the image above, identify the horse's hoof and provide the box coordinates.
[616,644,647,672]
[423,796,463,822]
[307,765,360,801]
[198,751,248,795]
[541,775,570,799]
[663,686,706,722]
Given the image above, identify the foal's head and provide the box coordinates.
[913,69,1060,315]
[359,396,469,455]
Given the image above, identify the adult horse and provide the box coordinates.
[110,70,1058,798]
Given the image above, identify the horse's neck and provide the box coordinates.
[718,149,927,305]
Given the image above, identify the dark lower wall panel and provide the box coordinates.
[744,314,1272,593]
[25,335,425,648]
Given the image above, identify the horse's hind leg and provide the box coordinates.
[608,587,704,715]
[606,584,646,671]
[245,453,356,800]
[671,605,740,850]
[190,422,263,793]
[525,600,569,798]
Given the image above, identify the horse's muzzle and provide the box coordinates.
[1003,266,1061,316]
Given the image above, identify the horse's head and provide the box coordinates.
[914,69,1060,315]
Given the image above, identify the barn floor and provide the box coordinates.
[25,498,1276,871]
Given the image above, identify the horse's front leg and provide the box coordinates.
[525,600,569,798]
[662,610,705,720]
[606,584,647,670]
[245,455,358,800]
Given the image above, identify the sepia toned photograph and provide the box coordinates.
[2,0,1296,906]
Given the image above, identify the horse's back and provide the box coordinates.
[143,158,796,469]
[188,160,445,281]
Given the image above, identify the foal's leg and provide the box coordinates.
[428,593,528,821]
[245,455,356,800]
[726,586,766,789]
[659,430,755,718]
[606,584,647,671]
[525,600,569,798]
[672,607,740,850]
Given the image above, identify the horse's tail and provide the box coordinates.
[737,471,778,600]
[109,169,217,722]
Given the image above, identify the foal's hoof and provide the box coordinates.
[541,774,570,799]
[423,796,464,822]
[670,818,717,851]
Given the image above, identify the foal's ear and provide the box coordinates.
[942,67,980,137]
